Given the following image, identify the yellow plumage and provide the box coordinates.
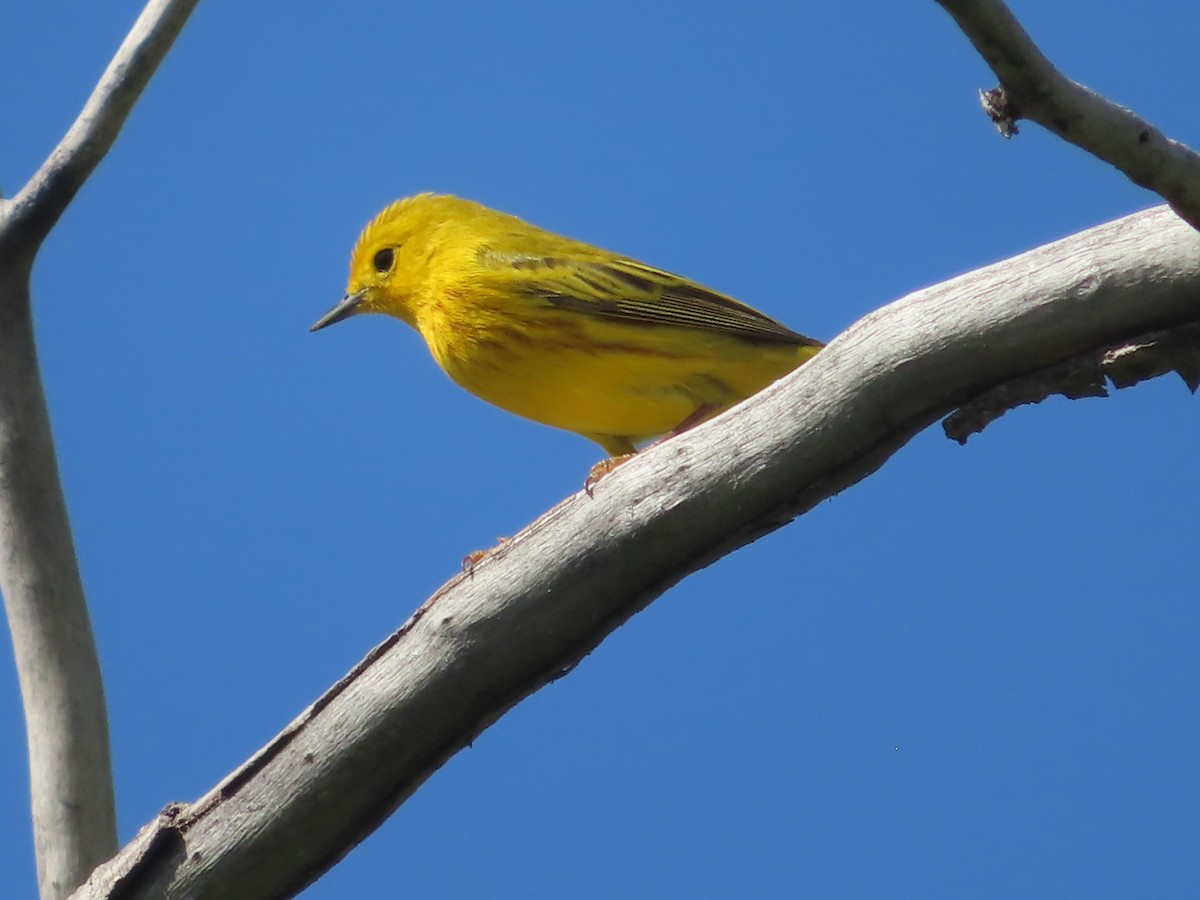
[312,194,822,457]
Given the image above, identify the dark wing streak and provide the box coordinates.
[483,250,821,346]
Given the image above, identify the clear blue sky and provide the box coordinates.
[3,2,1199,897]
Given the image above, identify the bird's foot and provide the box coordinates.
[585,453,636,496]
[462,536,511,574]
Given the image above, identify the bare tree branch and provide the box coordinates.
[0,2,200,897]
[936,0,1200,231]
[0,0,200,256]
[70,205,1200,900]
[0,278,114,900]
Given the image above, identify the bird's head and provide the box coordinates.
[311,193,465,332]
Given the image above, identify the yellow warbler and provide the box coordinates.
[311,194,822,458]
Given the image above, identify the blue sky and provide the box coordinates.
[3,2,1199,897]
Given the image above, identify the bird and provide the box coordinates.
[311,193,822,470]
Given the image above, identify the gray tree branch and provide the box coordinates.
[936,0,1200,231]
[71,205,1200,900]
[0,2,200,897]
[1,0,201,256]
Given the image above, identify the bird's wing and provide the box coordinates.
[483,250,821,346]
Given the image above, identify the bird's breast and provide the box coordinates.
[412,294,752,439]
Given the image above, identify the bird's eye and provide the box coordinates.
[373,247,396,273]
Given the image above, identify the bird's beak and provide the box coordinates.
[310,290,368,332]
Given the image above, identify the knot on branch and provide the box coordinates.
[979,87,1020,138]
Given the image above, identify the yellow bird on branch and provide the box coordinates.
[312,194,822,471]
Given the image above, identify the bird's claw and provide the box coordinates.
[584,453,636,496]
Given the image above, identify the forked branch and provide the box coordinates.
[1,0,200,256]
[0,2,199,898]
[936,0,1200,231]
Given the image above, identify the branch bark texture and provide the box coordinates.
[937,0,1200,231]
[73,205,1200,899]
[0,2,199,897]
